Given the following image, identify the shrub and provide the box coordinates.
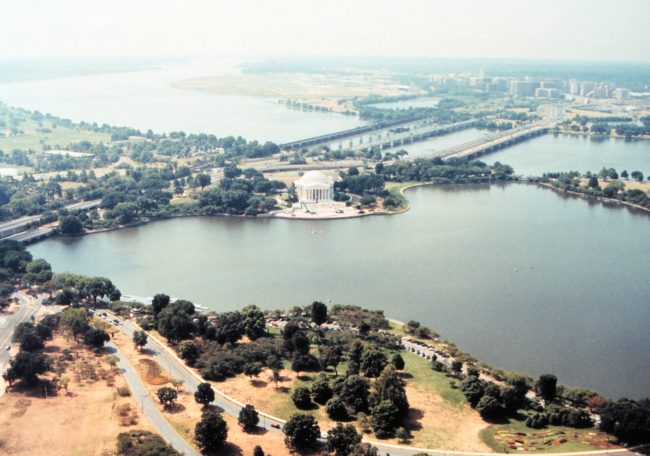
[325,397,348,421]
[291,386,312,409]
[117,386,131,397]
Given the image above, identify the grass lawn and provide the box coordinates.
[170,198,199,206]
[479,412,617,454]
[0,115,111,152]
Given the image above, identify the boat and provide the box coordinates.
[193,304,210,312]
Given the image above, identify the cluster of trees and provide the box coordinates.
[544,170,650,209]
[0,241,55,306]
[334,168,385,196]
[117,430,180,456]
[376,157,514,183]
[51,272,121,304]
[403,320,439,340]
[329,305,391,329]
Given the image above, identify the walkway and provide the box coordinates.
[106,342,200,456]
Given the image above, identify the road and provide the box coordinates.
[106,341,200,456]
[0,292,44,375]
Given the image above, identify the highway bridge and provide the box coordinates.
[279,116,437,151]
[415,122,552,161]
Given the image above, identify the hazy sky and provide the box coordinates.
[2,0,649,62]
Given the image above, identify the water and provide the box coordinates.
[487,132,650,176]
[0,58,367,143]
[29,183,650,400]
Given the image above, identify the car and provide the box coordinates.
[5,346,10,350]
[321,431,328,439]
[271,423,280,429]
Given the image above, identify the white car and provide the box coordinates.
[5,346,10,350]
[320,431,328,439]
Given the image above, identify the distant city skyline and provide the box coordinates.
[1,0,649,62]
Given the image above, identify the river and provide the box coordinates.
[29,183,650,400]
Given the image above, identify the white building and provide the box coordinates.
[294,171,335,202]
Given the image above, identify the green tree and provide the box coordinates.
[253,445,264,456]
[238,404,259,432]
[59,215,83,234]
[339,375,370,412]
[12,322,35,343]
[370,401,400,438]
[103,354,120,371]
[20,332,44,352]
[83,328,110,348]
[326,397,348,420]
[391,353,405,371]
[283,413,320,450]
[243,361,262,381]
[327,423,362,456]
[133,330,148,351]
[291,386,312,409]
[320,345,342,376]
[3,351,51,385]
[588,176,599,188]
[451,360,463,377]
[195,410,229,452]
[360,350,388,378]
[368,365,409,419]
[195,173,212,192]
[60,308,91,341]
[157,301,195,343]
[157,387,178,408]
[621,170,629,179]
[311,301,328,326]
[311,379,333,404]
[600,399,650,443]
[476,395,504,418]
[152,293,170,318]
[461,375,486,406]
[194,382,215,407]
[177,340,199,365]
[241,304,266,340]
[536,374,558,403]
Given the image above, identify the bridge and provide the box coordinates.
[6,227,56,245]
[279,116,437,151]
[347,119,478,153]
[413,122,552,162]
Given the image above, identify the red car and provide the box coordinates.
[270,423,280,429]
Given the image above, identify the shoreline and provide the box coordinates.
[38,179,650,246]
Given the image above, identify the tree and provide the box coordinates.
[586,395,611,414]
[12,322,35,343]
[311,380,333,404]
[536,374,558,403]
[283,413,320,450]
[241,305,266,340]
[238,404,259,432]
[157,301,195,343]
[587,176,599,188]
[339,375,370,412]
[194,382,215,406]
[157,387,178,408]
[269,357,284,389]
[243,361,262,381]
[195,173,212,192]
[83,328,110,348]
[311,301,328,327]
[195,410,229,452]
[461,376,486,406]
[327,423,362,456]
[600,399,650,443]
[133,330,148,351]
[621,170,629,179]
[59,215,83,234]
[170,378,185,391]
[370,401,400,438]
[60,308,91,341]
[451,360,463,377]
[630,170,644,182]
[346,361,360,377]
[291,386,312,409]
[253,445,264,456]
[351,443,379,456]
[391,353,405,371]
[476,395,504,418]
[368,365,409,419]
[152,293,170,317]
[20,332,44,352]
[326,397,348,420]
[404,320,420,334]
[104,354,120,371]
[395,427,409,442]
[58,376,70,392]
[177,340,199,365]
[35,322,53,341]
[320,345,342,376]
[4,352,51,385]
[360,350,388,378]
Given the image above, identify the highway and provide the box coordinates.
[0,292,44,376]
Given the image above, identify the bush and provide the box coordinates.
[311,380,333,404]
[117,386,131,397]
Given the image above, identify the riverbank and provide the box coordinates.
[538,182,650,216]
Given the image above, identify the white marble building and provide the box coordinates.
[294,171,335,202]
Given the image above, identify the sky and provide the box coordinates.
[1,0,649,62]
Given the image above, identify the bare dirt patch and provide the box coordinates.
[0,334,155,456]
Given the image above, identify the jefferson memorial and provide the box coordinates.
[294,171,335,202]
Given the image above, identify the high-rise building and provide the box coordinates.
[613,88,631,100]
[535,88,559,98]
[580,82,596,97]
[510,81,536,97]
[569,79,580,95]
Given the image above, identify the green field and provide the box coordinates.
[0,109,110,152]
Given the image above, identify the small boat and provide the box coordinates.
[311,231,316,235]
[194,304,210,312]
[515,268,519,272]
[327,299,331,303]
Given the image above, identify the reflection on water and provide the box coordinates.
[29,183,650,400]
